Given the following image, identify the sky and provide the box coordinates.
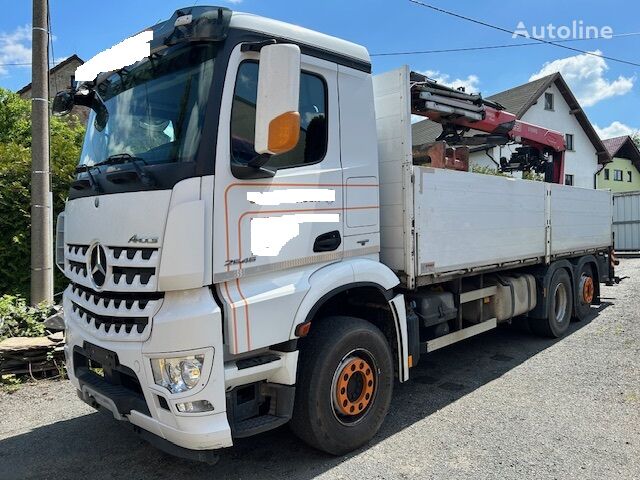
[1,0,639,138]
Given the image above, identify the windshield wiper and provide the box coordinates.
[73,164,103,193]
[95,153,156,187]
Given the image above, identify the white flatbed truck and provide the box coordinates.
[53,6,616,462]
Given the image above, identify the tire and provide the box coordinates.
[290,316,394,455]
[573,264,595,321]
[529,268,573,338]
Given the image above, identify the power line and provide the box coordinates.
[4,30,639,64]
[371,32,640,57]
[2,8,639,66]
[0,59,67,68]
[408,0,640,68]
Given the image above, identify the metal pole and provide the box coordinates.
[30,0,53,305]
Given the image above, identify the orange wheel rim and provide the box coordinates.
[582,276,594,304]
[335,357,375,416]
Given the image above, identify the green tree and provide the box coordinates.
[0,88,84,300]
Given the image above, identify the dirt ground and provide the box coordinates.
[1,259,638,480]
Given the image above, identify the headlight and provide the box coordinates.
[150,355,204,393]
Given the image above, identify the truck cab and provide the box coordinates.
[59,6,402,459]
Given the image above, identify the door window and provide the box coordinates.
[230,61,328,172]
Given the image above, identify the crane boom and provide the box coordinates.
[410,71,566,183]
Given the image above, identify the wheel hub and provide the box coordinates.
[580,275,594,304]
[554,282,568,323]
[334,356,375,417]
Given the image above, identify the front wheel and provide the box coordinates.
[290,316,393,455]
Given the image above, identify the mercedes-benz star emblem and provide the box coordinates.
[89,244,107,288]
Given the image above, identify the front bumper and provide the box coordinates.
[64,286,233,452]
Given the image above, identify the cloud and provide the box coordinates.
[224,0,243,4]
[417,69,480,93]
[593,121,639,139]
[0,25,32,76]
[529,50,634,107]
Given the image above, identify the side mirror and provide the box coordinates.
[254,44,301,156]
[52,89,75,116]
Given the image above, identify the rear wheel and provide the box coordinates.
[529,269,573,338]
[290,316,393,455]
[573,264,595,321]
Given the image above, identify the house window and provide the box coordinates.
[628,171,633,182]
[565,133,574,151]
[544,92,554,110]
[230,61,328,171]
[614,169,623,181]
[564,174,574,186]
[604,169,610,180]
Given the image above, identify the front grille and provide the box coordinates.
[65,284,163,341]
[68,260,87,276]
[64,243,160,292]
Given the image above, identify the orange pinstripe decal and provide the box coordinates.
[236,205,379,268]
[221,181,379,352]
[223,182,378,271]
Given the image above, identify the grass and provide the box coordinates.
[1,374,24,394]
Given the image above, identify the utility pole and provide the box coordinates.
[30,0,53,305]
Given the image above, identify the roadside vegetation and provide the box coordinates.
[0,89,82,390]
[0,294,50,341]
[0,87,84,302]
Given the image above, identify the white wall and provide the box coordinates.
[469,82,599,189]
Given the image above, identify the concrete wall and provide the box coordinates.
[597,157,640,193]
[469,82,599,188]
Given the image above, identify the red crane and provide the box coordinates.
[410,71,566,183]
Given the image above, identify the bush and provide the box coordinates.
[522,170,544,182]
[471,164,510,177]
[0,88,84,300]
[0,294,50,340]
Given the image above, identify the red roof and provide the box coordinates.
[601,135,640,170]
[602,136,629,157]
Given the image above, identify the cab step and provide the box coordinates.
[227,382,295,439]
[233,414,290,438]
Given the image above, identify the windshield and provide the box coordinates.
[78,43,216,168]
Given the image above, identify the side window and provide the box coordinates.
[565,133,574,151]
[230,61,328,171]
[544,92,554,110]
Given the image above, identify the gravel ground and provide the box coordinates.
[1,259,638,480]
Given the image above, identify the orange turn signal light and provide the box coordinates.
[268,111,300,154]
[295,322,311,338]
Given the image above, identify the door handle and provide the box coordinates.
[313,230,341,252]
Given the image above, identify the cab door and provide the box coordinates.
[213,45,343,354]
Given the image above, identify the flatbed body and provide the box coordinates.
[374,66,613,288]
